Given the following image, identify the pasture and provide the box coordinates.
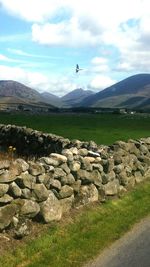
[0,112,150,145]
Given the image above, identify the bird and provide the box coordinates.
[76,64,83,73]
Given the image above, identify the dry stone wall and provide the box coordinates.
[0,124,150,237]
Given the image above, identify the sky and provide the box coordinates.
[0,0,150,97]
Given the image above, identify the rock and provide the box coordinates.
[60,163,70,174]
[90,170,102,187]
[118,170,128,186]
[20,200,40,218]
[29,162,45,176]
[0,184,9,197]
[50,153,67,163]
[81,157,93,171]
[0,160,10,169]
[16,172,36,189]
[14,222,29,239]
[69,147,78,155]
[9,182,22,197]
[40,191,62,223]
[39,157,60,167]
[88,151,100,157]
[84,157,95,163]
[32,184,49,202]
[75,184,99,207]
[69,161,81,172]
[61,149,74,162]
[60,195,74,214]
[0,170,17,183]
[59,185,74,199]
[53,168,66,179]
[78,148,88,156]
[21,188,32,199]
[104,180,119,196]
[72,180,81,193]
[0,194,13,204]
[50,179,61,191]
[14,159,29,172]
[114,164,124,174]
[92,163,103,172]
[61,173,75,185]
[134,171,144,183]
[0,204,18,230]
[77,169,92,184]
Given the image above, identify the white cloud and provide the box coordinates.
[32,17,100,47]
[0,65,76,96]
[89,75,116,90]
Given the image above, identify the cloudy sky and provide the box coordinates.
[0,0,150,96]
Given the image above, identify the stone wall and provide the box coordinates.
[0,124,150,237]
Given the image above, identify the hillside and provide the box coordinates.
[61,88,94,107]
[41,91,63,107]
[0,80,55,109]
[80,74,150,110]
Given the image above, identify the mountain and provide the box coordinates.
[41,91,63,107]
[0,80,55,108]
[61,88,94,107]
[80,74,150,110]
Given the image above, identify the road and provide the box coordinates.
[85,216,150,267]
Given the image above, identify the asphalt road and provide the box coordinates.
[85,216,150,267]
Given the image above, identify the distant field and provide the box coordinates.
[0,113,150,145]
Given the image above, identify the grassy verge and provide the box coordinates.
[0,113,150,144]
[1,180,150,267]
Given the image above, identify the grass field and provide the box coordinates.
[0,181,150,267]
[0,112,150,145]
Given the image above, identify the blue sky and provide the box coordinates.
[0,0,150,96]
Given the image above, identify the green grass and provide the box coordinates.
[1,180,150,267]
[0,113,150,145]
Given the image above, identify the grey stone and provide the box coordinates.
[0,170,17,183]
[92,163,103,172]
[16,172,36,189]
[32,184,49,202]
[13,159,29,172]
[0,204,18,230]
[78,148,88,156]
[0,184,9,197]
[9,182,22,197]
[104,180,119,195]
[21,188,32,199]
[81,157,93,171]
[59,185,74,199]
[90,169,102,187]
[75,184,99,207]
[72,180,81,193]
[60,163,70,174]
[29,162,45,176]
[69,161,81,172]
[39,157,59,166]
[88,151,100,157]
[50,153,67,163]
[40,191,62,223]
[54,168,66,179]
[61,173,75,186]
[0,194,13,204]
[77,169,93,184]
[14,223,29,239]
[50,179,61,191]
[20,200,40,218]
[60,195,74,214]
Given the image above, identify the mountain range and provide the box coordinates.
[0,73,150,110]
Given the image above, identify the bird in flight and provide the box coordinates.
[76,64,83,73]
